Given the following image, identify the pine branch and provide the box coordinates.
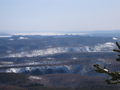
[116,42,120,49]
[93,42,120,84]
[94,64,120,84]
[113,49,120,53]
[113,42,120,53]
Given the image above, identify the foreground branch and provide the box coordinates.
[94,64,120,84]
[94,42,120,84]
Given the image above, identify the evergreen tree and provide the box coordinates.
[94,42,120,84]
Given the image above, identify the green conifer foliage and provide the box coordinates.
[94,42,120,84]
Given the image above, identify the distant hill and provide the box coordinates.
[73,30,120,37]
[0,30,120,37]
[0,35,117,57]
[0,34,120,90]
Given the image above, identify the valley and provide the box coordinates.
[0,35,120,90]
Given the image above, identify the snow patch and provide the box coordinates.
[0,62,13,65]
[104,69,109,72]
[113,37,118,40]
[72,58,77,59]
[19,37,28,40]
[95,42,115,51]
[47,58,54,59]
[9,38,14,40]
[6,68,21,73]
[29,76,42,80]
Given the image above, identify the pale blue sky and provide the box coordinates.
[0,0,120,33]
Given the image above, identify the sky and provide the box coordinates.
[0,0,120,33]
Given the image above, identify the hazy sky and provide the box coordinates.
[0,0,120,33]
